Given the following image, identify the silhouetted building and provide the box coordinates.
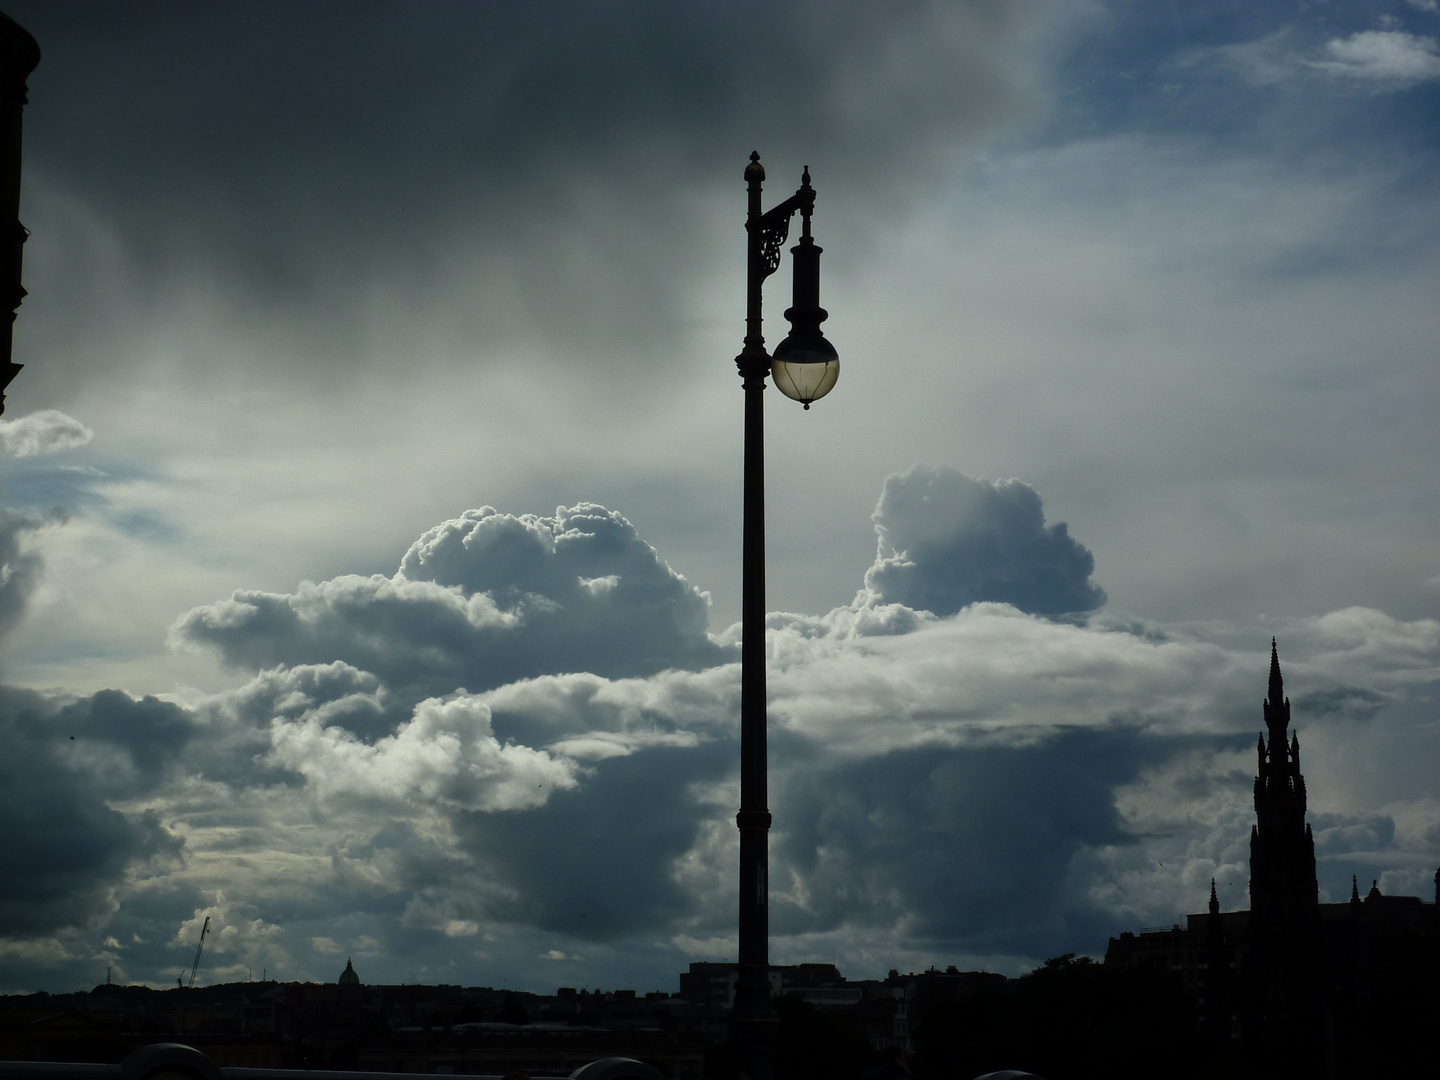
[676,962,843,1010]
[338,959,361,986]
[1105,641,1440,1077]
[675,962,926,1054]
[0,8,38,413]
[0,980,708,1077]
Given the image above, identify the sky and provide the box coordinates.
[0,0,1437,996]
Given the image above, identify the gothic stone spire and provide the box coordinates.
[1250,639,1318,930]
[1245,639,1322,1058]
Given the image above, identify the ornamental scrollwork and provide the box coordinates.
[759,211,792,279]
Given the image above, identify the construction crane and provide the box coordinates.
[188,916,211,988]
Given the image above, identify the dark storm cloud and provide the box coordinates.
[454,740,733,940]
[1293,685,1388,721]
[770,729,1186,955]
[864,463,1106,617]
[16,0,1027,219]
[1310,810,1396,858]
[9,0,1034,394]
[0,686,181,937]
[176,504,731,700]
[51,689,197,796]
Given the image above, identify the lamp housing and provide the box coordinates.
[771,193,837,409]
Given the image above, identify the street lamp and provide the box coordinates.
[731,151,838,1080]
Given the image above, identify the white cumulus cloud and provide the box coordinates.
[266,692,579,812]
[0,410,93,459]
[1312,30,1440,83]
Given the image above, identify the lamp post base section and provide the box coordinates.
[730,1007,778,1080]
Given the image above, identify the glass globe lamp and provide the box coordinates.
[770,333,838,409]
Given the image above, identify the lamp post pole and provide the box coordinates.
[730,152,837,1080]
[731,151,777,1080]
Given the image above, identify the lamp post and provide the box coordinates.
[731,151,838,1080]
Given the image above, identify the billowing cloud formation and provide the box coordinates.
[864,464,1105,617]
[2,472,1437,994]
[0,410,94,459]
[175,504,732,701]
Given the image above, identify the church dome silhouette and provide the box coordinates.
[338,957,360,985]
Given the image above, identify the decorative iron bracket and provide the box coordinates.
[750,173,816,280]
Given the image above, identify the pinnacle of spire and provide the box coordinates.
[1210,878,1218,902]
[1262,639,1291,748]
[1351,875,1359,902]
